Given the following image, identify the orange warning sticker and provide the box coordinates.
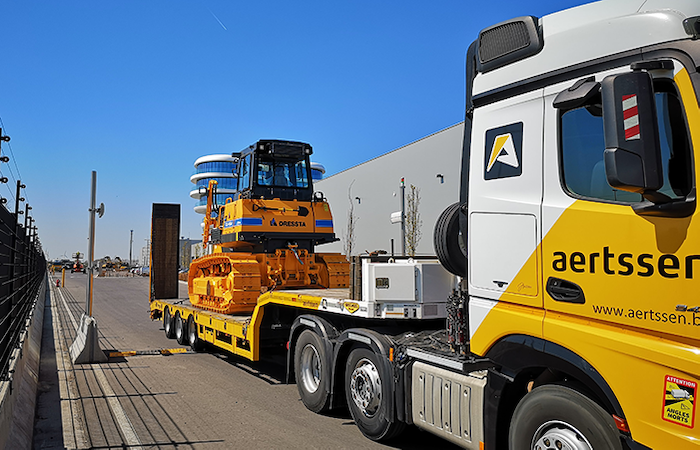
[662,375,696,428]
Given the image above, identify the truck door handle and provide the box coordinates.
[546,277,585,304]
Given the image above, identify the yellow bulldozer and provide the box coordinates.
[188,140,349,314]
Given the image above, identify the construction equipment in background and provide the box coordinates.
[71,251,86,273]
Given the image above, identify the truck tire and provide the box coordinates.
[434,202,466,277]
[508,385,623,450]
[163,307,175,339]
[187,315,204,352]
[174,311,187,345]
[345,348,404,441]
[294,330,330,413]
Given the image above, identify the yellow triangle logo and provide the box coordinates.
[487,133,519,172]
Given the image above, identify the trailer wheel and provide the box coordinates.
[187,315,204,352]
[163,307,175,339]
[345,348,404,441]
[294,330,330,413]
[434,202,466,277]
[508,385,622,450]
[174,311,187,345]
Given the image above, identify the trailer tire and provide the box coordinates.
[174,311,187,345]
[294,330,330,413]
[434,202,466,277]
[187,315,204,352]
[345,348,404,442]
[508,385,622,450]
[163,307,175,339]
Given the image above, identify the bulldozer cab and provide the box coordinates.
[237,140,313,201]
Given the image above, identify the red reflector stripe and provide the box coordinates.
[623,105,638,120]
[625,124,640,140]
[621,94,640,141]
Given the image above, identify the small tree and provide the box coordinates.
[405,184,422,256]
[343,180,358,258]
[193,243,203,260]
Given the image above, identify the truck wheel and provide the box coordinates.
[187,315,204,352]
[294,330,330,413]
[163,307,175,339]
[345,348,404,441]
[508,385,623,450]
[174,312,187,345]
[434,202,466,277]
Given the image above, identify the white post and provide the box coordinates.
[86,171,97,316]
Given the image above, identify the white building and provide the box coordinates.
[190,154,239,215]
[315,123,463,257]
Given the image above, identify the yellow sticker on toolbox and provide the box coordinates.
[343,302,360,314]
[663,375,696,428]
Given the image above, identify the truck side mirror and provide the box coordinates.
[601,71,664,200]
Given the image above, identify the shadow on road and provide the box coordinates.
[210,346,461,449]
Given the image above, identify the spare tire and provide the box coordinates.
[434,202,467,277]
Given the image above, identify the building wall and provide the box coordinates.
[316,123,463,257]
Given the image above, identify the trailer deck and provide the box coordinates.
[150,287,364,361]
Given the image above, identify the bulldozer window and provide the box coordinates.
[238,154,252,191]
[257,157,309,189]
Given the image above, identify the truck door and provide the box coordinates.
[467,89,544,352]
[541,59,699,442]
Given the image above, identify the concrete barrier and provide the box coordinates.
[0,277,47,449]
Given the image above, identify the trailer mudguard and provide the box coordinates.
[286,314,339,385]
[331,329,399,420]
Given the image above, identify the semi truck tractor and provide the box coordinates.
[150,1,700,448]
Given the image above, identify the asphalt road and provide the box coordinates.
[35,272,459,449]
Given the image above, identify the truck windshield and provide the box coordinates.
[257,157,309,188]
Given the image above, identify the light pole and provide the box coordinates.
[400,178,406,256]
[69,170,106,364]
[129,230,133,268]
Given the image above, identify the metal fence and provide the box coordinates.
[0,202,45,378]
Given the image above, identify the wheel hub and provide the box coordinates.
[532,421,593,450]
[300,344,321,393]
[188,319,196,344]
[349,358,382,417]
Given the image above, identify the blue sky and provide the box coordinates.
[0,0,592,261]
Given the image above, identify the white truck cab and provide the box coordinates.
[427,1,700,448]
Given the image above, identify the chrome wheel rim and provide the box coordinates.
[532,420,593,450]
[174,314,183,339]
[164,308,172,333]
[299,344,321,393]
[349,357,382,417]
[188,319,197,345]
